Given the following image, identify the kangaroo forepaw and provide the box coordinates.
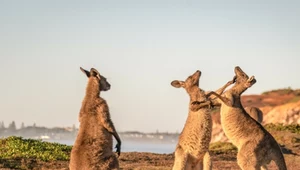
[191,101,201,105]
[115,143,121,156]
[231,75,237,84]
[208,100,213,109]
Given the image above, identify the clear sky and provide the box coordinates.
[0,0,299,133]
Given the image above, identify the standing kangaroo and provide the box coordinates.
[69,67,121,170]
[207,66,287,170]
[171,70,235,170]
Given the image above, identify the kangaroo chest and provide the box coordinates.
[179,110,212,151]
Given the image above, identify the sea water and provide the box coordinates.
[45,139,177,154]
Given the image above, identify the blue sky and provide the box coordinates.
[0,0,299,132]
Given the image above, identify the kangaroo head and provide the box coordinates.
[80,67,111,91]
[232,66,256,94]
[171,70,200,89]
[171,70,206,102]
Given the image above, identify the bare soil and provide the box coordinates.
[0,150,299,170]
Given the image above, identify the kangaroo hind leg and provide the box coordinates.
[203,152,212,170]
[237,144,260,170]
[172,146,189,170]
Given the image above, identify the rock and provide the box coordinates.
[263,101,300,125]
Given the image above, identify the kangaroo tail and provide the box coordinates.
[203,151,212,170]
[273,146,287,170]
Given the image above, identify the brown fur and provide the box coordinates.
[69,67,121,170]
[245,107,263,123]
[208,66,287,170]
[171,70,235,170]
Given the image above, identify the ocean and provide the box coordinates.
[45,139,177,154]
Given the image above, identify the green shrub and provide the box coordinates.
[288,96,300,103]
[209,142,237,154]
[262,87,293,95]
[0,136,72,161]
[264,123,300,134]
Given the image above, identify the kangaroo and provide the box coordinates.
[171,70,235,170]
[245,107,263,123]
[207,66,287,170]
[69,67,121,170]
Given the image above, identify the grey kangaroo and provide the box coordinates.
[171,70,235,170]
[69,67,121,170]
[207,66,287,170]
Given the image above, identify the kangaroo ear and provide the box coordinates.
[90,68,101,79]
[171,80,185,88]
[234,66,246,77]
[80,67,90,77]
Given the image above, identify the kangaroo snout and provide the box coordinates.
[104,83,111,91]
